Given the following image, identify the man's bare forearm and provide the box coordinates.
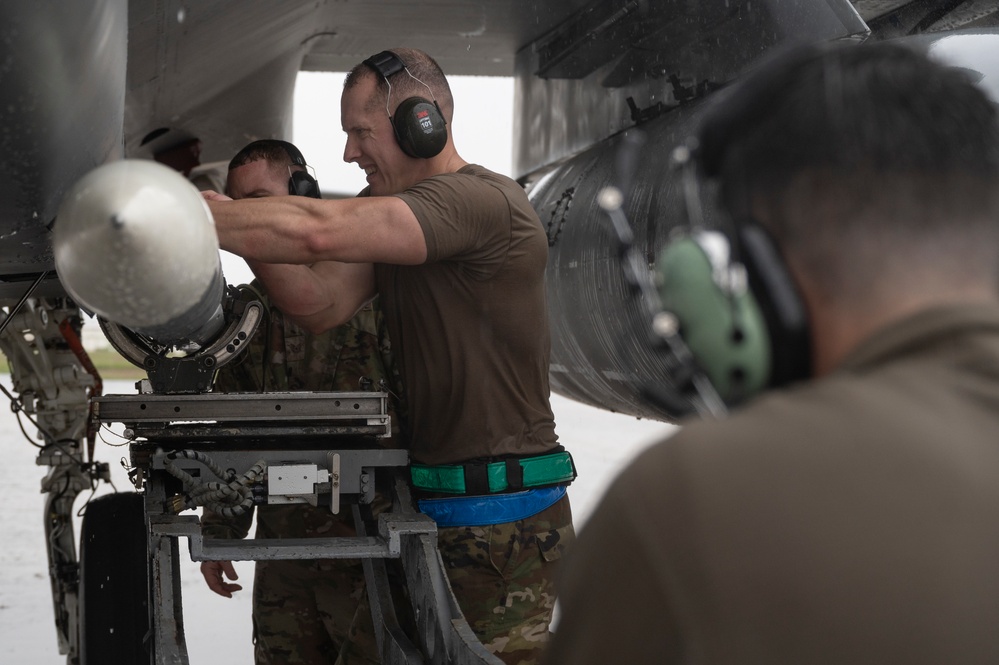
[209,196,324,264]
[209,194,428,266]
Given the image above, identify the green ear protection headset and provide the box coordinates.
[657,47,816,405]
[656,224,771,403]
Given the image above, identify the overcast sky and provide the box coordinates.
[220,72,514,285]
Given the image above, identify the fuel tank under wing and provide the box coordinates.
[521,0,870,421]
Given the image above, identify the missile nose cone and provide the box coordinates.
[54,160,226,346]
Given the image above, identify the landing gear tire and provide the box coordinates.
[80,492,150,665]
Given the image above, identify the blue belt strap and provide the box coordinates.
[418,485,567,527]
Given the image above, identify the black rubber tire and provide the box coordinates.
[80,492,150,665]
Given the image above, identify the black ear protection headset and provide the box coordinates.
[270,140,321,199]
[362,50,448,159]
[658,45,818,404]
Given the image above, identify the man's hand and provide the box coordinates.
[200,560,243,598]
[202,190,232,203]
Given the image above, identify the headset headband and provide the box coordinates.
[364,50,406,80]
[274,139,308,168]
[363,50,443,118]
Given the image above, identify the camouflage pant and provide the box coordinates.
[251,502,383,665]
[253,495,574,665]
[437,494,575,665]
[252,557,379,665]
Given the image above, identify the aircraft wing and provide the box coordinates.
[0,0,590,301]
[2,0,999,403]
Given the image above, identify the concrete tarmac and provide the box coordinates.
[0,376,671,664]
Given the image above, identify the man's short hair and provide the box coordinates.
[699,40,999,297]
[228,139,306,172]
[345,48,454,120]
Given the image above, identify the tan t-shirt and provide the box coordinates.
[546,304,999,664]
[376,164,557,464]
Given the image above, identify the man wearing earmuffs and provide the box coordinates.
[545,41,999,664]
[205,49,574,664]
[198,139,400,664]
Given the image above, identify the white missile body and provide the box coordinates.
[53,160,226,346]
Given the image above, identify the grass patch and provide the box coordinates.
[0,347,146,381]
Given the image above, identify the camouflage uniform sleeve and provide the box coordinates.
[200,505,254,540]
[333,298,406,446]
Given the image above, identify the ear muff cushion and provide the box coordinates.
[736,224,811,387]
[392,97,447,159]
[657,237,771,402]
[289,170,321,199]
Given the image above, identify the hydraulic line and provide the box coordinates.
[162,450,266,517]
